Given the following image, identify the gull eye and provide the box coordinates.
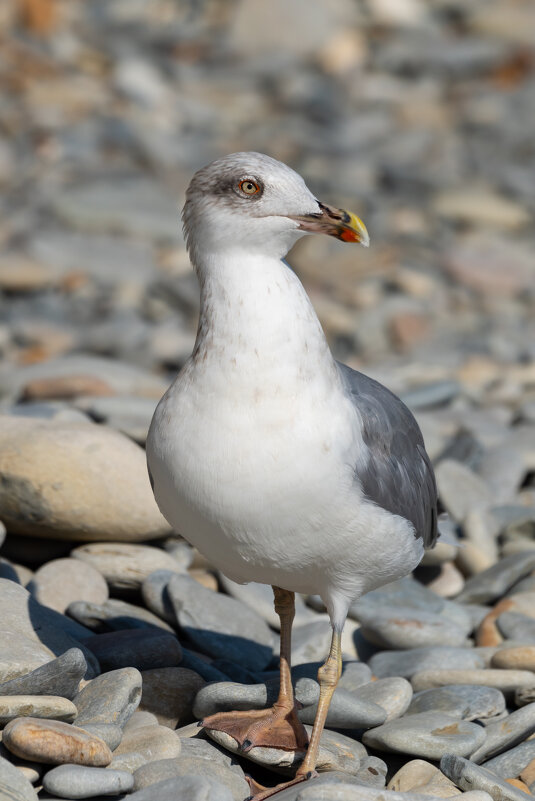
[239,179,260,196]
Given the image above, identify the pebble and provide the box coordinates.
[2,718,112,766]
[28,558,108,614]
[0,633,56,685]
[71,543,183,591]
[166,574,275,673]
[194,677,314,717]
[388,759,456,793]
[66,598,175,633]
[0,754,38,801]
[0,648,86,699]
[411,669,535,695]
[0,580,99,681]
[356,755,388,788]
[434,458,491,520]
[441,754,530,801]
[362,711,487,759]
[470,702,535,763]
[357,605,470,649]
[208,725,366,776]
[0,696,77,725]
[111,724,182,764]
[139,667,205,728]
[289,619,335,665]
[455,552,535,605]
[133,756,249,800]
[406,685,505,722]
[42,764,134,799]
[127,774,233,801]
[72,667,142,728]
[515,686,535,707]
[301,685,387,730]
[141,570,179,626]
[218,575,314,629]
[76,723,123,751]
[0,417,169,541]
[369,647,485,679]
[497,611,535,643]
[84,628,182,671]
[351,677,413,721]
[482,741,535,779]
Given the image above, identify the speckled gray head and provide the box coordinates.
[182,151,369,264]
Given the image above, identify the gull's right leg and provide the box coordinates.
[201,586,309,752]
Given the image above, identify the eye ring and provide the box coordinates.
[239,179,260,196]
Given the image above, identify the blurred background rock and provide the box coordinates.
[0,0,534,428]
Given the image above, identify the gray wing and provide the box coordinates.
[337,361,438,548]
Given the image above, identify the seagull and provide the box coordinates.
[146,152,437,797]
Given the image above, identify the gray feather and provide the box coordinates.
[337,362,438,548]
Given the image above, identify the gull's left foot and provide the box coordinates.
[202,702,308,752]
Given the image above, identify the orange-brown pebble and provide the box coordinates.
[475,598,514,647]
[2,717,112,766]
[505,778,531,794]
[21,374,115,401]
[491,646,535,672]
[520,757,535,787]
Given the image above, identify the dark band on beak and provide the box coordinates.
[290,201,370,247]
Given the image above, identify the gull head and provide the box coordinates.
[182,152,369,264]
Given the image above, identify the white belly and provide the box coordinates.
[146,362,423,616]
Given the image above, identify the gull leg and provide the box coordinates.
[202,586,308,752]
[295,626,342,778]
[250,627,343,799]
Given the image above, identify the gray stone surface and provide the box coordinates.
[441,754,529,801]
[435,459,491,521]
[127,775,233,801]
[470,702,535,763]
[455,552,535,604]
[357,605,470,649]
[71,543,182,591]
[66,598,175,633]
[0,648,86,699]
[299,685,387,729]
[351,677,413,721]
[482,740,535,778]
[28,558,108,615]
[167,574,275,673]
[290,619,335,665]
[0,695,77,725]
[406,685,505,722]
[42,764,134,798]
[497,611,535,643]
[362,711,487,759]
[112,724,182,764]
[0,754,38,801]
[140,570,178,627]
[139,667,205,728]
[218,575,314,629]
[355,755,388,788]
[133,756,249,800]
[72,667,142,728]
[410,669,535,695]
[77,723,123,751]
[368,647,485,679]
[0,579,99,680]
[84,628,182,671]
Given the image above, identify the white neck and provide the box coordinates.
[189,248,336,394]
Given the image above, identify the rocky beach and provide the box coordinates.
[0,0,535,799]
